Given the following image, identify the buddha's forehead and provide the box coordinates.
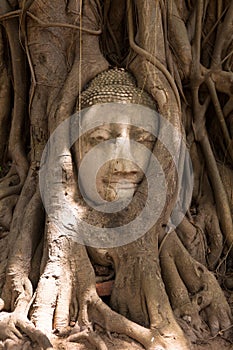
[80,103,157,132]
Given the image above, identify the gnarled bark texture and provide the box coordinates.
[0,1,232,349]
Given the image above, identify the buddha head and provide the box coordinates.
[75,68,158,206]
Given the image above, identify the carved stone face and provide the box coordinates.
[76,105,156,205]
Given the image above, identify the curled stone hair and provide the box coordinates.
[80,68,157,110]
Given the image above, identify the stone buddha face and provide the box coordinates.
[76,104,156,205]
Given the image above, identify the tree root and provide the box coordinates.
[1,221,231,350]
[30,253,73,335]
[17,233,190,350]
[68,327,108,350]
[67,294,190,350]
[0,195,18,231]
[127,0,181,110]
[176,192,224,270]
[0,27,11,166]
[176,216,207,266]
[0,178,21,202]
[0,312,52,349]
[0,3,232,350]
[160,231,232,337]
[195,196,223,270]
[1,3,29,184]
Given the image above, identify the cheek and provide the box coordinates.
[96,164,117,202]
[76,141,92,167]
[130,153,150,173]
[96,162,113,181]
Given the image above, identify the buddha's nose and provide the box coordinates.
[113,137,139,175]
[115,136,131,156]
[112,159,139,176]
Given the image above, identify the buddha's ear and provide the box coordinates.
[151,137,158,154]
[71,137,81,173]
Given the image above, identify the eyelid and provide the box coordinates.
[134,132,155,141]
[144,134,155,141]
[89,129,111,140]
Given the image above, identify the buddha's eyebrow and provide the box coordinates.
[88,125,111,134]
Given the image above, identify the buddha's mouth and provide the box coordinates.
[115,183,137,190]
[103,179,139,190]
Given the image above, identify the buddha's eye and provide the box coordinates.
[89,129,111,143]
[93,135,107,142]
[134,131,155,143]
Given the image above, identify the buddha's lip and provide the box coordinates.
[103,180,139,189]
[103,177,139,184]
[116,183,137,189]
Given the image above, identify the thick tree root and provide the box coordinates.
[67,294,190,350]
[0,311,52,349]
[0,229,231,350]
[15,234,189,350]
[68,327,108,350]
[2,224,230,350]
[0,3,232,350]
[160,231,232,337]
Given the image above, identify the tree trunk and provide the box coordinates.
[0,1,232,350]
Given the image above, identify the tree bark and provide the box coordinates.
[0,1,232,350]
